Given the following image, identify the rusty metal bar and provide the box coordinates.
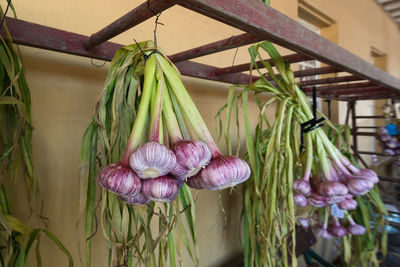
[174,60,254,84]
[350,102,358,157]
[169,33,263,63]
[379,176,400,183]
[1,16,254,85]
[328,87,391,96]
[357,151,387,156]
[84,0,176,49]
[294,66,339,78]
[1,17,122,61]
[215,53,310,75]
[302,82,376,92]
[355,115,386,119]
[179,0,400,91]
[300,75,364,86]
[333,93,400,101]
[353,132,379,136]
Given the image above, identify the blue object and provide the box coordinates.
[386,124,398,136]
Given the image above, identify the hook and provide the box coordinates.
[147,0,164,51]
[300,86,325,153]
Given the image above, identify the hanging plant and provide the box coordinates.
[79,41,250,266]
[0,2,72,266]
[219,41,387,266]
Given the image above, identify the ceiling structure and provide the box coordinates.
[377,0,400,28]
[1,0,400,101]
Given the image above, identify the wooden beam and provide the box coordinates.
[169,33,263,63]
[300,75,364,86]
[0,17,254,85]
[215,53,310,75]
[179,0,400,91]
[84,0,176,49]
[384,1,400,11]
[302,82,376,92]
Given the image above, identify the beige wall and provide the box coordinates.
[7,0,400,266]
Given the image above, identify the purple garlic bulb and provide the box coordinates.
[378,127,388,135]
[378,133,390,142]
[298,218,310,229]
[97,163,141,197]
[293,179,311,196]
[187,156,250,190]
[186,173,209,190]
[170,140,211,180]
[294,193,308,207]
[120,192,152,205]
[316,227,332,240]
[325,195,347,205]
[386,140,399,149]
[384,148,396,155]
[142,175,179,202]
[346,177,374,196]
[339,198,358,210]
[347,218,366,235]
[329,219,348,237]
[307,194,328,208]
[355,169,379,184]
[317,181,348,197]
[129,141,176,179]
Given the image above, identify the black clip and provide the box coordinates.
[300,86,325,153]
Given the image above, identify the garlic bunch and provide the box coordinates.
[97,47,250,205]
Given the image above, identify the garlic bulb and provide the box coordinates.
[329,218,347,237]
[316,227,332,240]
[142,175,179,202]
[187,156,250,190]
[129,141,176,179]
[294,193,307,207]
[346,177,374,196]
[119,192,152,205]
[171,140,211,180]
[317,181,348,197]
[338,198,358,210]
[97,163,141,197]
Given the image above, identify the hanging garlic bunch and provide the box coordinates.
[220,41,387,267]
[97,48,251,204]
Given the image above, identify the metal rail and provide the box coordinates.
[83,0,176,49]
[169,33,263,63]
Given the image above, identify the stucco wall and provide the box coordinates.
[6,0,400,266]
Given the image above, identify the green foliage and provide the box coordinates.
[0,3,72,266]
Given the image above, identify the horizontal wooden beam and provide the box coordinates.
[300,75,364,86]
[169,33,263,63]
[1,17,122,61]
[0,17,252,85]
[179,0,400,91]
[215,53,310,75]
[331,93,400,101]
[174,60,254,84]
[84,0,176,49]
[302,82,376,92]
[324,86,390,96]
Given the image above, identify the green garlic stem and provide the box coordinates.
[314,132,332,180]
[149,62,165,142]
[155,53,220,157]
[121,53,156,166]
[163,86,183,144]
